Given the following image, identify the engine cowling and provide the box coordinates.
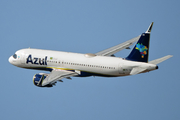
[33,73,52,87]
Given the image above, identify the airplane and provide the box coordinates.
[9,22,172,87]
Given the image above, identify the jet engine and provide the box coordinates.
[33,73,52,87]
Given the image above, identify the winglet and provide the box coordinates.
[145,22,154,33]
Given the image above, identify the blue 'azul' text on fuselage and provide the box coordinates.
[26,55,47,65]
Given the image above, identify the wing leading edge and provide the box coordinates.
[95,35,140,56]
[42,70,79,87]
[95,22,155,56]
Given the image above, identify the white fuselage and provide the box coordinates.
[9,48,157,77]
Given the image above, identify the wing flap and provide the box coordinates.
[42,70,78,86]
[95,35,140,56]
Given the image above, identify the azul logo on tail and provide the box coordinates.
[135,43,148,58]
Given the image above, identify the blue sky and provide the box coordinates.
[0,0,179,120]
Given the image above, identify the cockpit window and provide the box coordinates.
[13,54,17,59]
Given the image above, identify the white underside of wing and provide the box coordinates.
[42,70,78,86]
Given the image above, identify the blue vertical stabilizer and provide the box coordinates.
[126,22,153,62]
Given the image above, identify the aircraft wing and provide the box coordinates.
[95,35,140,56]
[42,70,78,86]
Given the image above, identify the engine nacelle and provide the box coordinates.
[33,73,52,87]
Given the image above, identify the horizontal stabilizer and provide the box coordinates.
[130,67,147,75]
[148,55,173,65]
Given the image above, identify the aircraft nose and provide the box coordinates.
[8,56,13,64]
